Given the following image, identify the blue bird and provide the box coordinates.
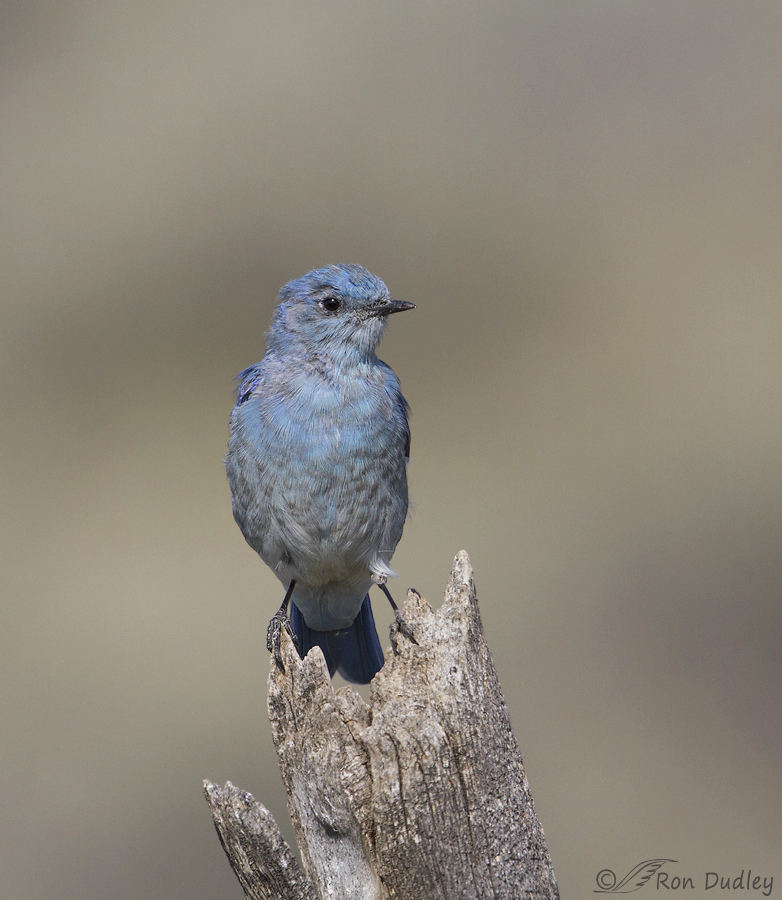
[225,264,416,684]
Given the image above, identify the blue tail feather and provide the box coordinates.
[290,595,385,684]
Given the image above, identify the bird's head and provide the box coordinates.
[267,264,415,361]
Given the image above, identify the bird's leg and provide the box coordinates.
[266,579,298,669]
[374,577,418,650]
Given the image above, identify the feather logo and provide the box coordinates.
[595,860,678,893]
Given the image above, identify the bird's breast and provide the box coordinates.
[228,357,408,586]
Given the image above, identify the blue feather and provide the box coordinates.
[290,595,384,684]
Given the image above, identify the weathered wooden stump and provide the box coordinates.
[205,551,559,899]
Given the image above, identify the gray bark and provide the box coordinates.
[205,551,559,899]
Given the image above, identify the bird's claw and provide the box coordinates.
[266,611,298,670]
[389,608,418,655]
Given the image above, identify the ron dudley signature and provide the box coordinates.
[596,861,773,896]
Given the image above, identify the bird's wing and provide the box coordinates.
[396,392,411,463]
[376,360,410,463]
[233,364,264,406]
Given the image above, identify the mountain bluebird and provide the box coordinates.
[225,264,416,684]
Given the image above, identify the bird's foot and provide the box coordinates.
[266,611,298,671]
[371,572,388,586]
[389,608,418,655]
[378,580,418,654]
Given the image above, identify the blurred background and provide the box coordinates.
[2,1,781,897]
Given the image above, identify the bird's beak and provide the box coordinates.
[373,299,416,317]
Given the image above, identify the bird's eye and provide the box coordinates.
[321,296,340,312]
